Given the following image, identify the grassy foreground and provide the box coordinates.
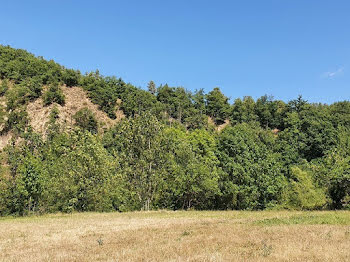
[0,211,350,261]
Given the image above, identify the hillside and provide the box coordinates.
[0,81,124,149]
[26,85,124,135]
[1,44,350,216]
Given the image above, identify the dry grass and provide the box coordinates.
[0,211,349,262]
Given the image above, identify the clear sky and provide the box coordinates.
[2,0,350,103]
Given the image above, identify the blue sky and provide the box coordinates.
[2,0,350,103]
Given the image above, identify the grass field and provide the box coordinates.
[1,211,350,261]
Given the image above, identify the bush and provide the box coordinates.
[0,79,9,96]
[6,85,32,110]
[0,166,11,216]
[4,109,29,134]
[43,83,65,106]
[283,167,328,210]
[40,131,123,212]
[20,76,43,99]
[62,69,80,87]
[73,108,98,134]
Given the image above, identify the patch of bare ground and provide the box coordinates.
[0,211,349,261]
[217,119,230,132]
[26,85,124,134]
[0,94,16,151]
[0,132,13,150]
[208,117,230,132]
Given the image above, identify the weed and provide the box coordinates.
[345,228,350,237]
[181,230,191,237]
[97,238,104,246]
[261,241,273,257]
[325,230,332,240]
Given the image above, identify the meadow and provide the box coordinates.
[1,210,350,261]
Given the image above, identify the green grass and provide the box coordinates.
[255,211,350,225]
[1,210,349,226]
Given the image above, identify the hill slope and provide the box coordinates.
[26,85,124,135]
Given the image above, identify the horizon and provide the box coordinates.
[2,0,350,103]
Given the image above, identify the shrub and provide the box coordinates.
[73,108,98,134]
[62,69,80,87]
[6,85,32,110]
[283,167,328,210]
[0,79,9,96]
[43,83,65,106]
[23,76,43,99]
[4,109,29,134]
[0,166,11,216]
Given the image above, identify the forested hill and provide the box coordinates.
[0,44,349,216]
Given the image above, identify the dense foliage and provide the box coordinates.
[0,44,350,216]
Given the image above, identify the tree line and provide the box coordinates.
[0,45,349,215]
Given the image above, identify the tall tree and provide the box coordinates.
[230,96,257,124]
[217,123,286,209]
[103,112,168,210]
[147,80,157,95]
[206,87,230,124]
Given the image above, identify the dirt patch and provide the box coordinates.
[0,132,12,150]
[217,119,230,132]
[208,116,230,132]
[27,85,124,134]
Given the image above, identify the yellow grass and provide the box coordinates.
[0,211,350,261]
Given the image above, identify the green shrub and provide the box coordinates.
[6,85,32,110]
[46,106,61,139]
[73,108,98,134]
[0,79,9,96]
[283,167,328,210]
[62,69,80,87]
[0,166,11,216]
[43,83,65,106]
[4,109,29,134]
[20,76,43,99]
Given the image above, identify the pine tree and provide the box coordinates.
[147,80,157,95]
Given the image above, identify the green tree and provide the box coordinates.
[206,87,230,124]
[41,131,123,212]
[46,106,61,140]
[230,96,257,124]
[62,69,80,87]
[43,82,65,106]
[315,127,350,209]
[255,95,273,128]
[4,108,29,135]
[217,123,287,209]
[0,79,9,96]
[147,80,157,95]
[0,164,11,215]
[157,85,194,123]
[278,103,336,161]
[6,84,32,110]
[103,112,168,210]
[160,127,220,209]
[282,167,328,210]
[19,76,43,99]
[73,108,98,134]
[184,89,208,129]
